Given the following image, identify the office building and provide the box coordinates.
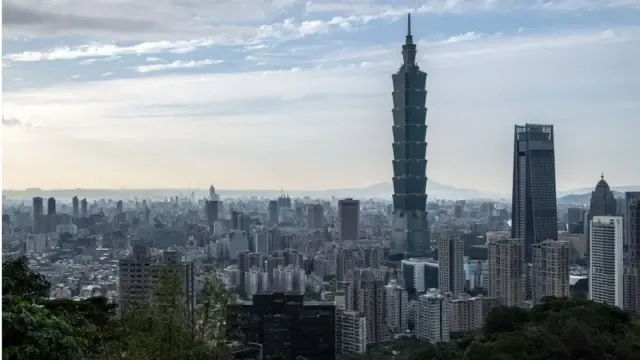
[336,310,367,355]
[567,207,586,234]
[417,290,449,343]
[384,279,409,334]
[531,240,570,304]
[268,200,279,226]
[511,123,558,262]
[81,198,88,217]
[488,237,525,306]
[590,216,624,308]
[390,14,430,257]
[587,175,618,255]
[205,200,219,228]
[437,229,465,295]
[449,295,499,333]
[401,258,438,293]
[72,196,79,218]
[118,246,196,321]
[307,203,325,229]
[47,197,56,215]
[228,293,336,360]
[32,197,44,233]
[338,198,360,242]
[623,192,640,313]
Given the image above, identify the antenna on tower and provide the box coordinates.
[407,13,411,37]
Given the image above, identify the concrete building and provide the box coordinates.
[623,192,640,313]
[338,198,360,242]
[417,290,449,343]
[437,229,465,295]
[118,246,196,320]
[268,200,279,226]
[587,176,618,256]
[346,269,389,344]
[307,203,325,229]
[488,237,525,306]
[448,295,500,333]
[532,240,570,304]
[384,279,409,334]
[336,310,367,355]
[590,216,624,308]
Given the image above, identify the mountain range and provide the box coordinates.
[3,181,639,203]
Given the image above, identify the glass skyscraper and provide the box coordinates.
[511,124,558,262]
[390,14,430,257]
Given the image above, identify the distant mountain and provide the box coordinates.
[2,180,501,201]
[557,191,627,205]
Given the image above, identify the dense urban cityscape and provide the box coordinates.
[3,13,640,360]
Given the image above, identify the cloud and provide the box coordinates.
[2,116,24,127]
[132,59,224,73]
[79,55,121,65]
[146,57,162,62]
[4,27,639,191]
[441,31,483,44]
[101,72,114,77]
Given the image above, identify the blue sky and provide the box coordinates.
[2,0,640,192]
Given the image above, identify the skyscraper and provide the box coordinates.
[47,197,56,215]
[589,216,623,308]
[586,175,618,256]
[268,200,279,226]
[72,196,79,218]
[623,192,640,313]
[511,123,558,262]
[390,14,430,257]
[81,198,88,217]
[338,198,360,242]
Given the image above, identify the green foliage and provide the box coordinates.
[3,256,51,299]
[2,257,233,360]
[377,297,640,360]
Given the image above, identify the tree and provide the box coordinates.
[103,268,231,360]
[3,256,50,299]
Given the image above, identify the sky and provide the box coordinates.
[2,0,640,193]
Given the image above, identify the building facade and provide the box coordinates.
[390,14,430,258]
[336,310,367,355]
[437,229,465,295]
[338,198,360,242]
[417,290,450,343]
[590,216,624,308]
[623,192,640,313]
[488,237,525,306]
[511,124,558,262]
[531,240,570,304]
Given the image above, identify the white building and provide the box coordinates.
[590,216,624,308]
[336,310,367,355]
[417,290,450,343]
[384,279,409,334]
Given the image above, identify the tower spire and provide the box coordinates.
[407,13,412,37]
[402,13,416,65]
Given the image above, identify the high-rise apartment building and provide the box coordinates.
[346,269,389,344]
[623,192,640,313]
[417,290,449,343]
[511,123,558,262]
[488,237,525,306]
[118,246,196,320]
[228,293,336,360]
[531,240,570,304]
[336,310,367,355]
[448,295,500,333]
[590,216,624,308]
[390,14,430,258]
[384,279,409,334]
[437,229,465,295]
[338,198,360,242]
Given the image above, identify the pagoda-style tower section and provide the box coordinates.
[390,14,430,257]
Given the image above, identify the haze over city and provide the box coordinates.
[3,0,640,192]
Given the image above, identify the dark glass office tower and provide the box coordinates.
[511,124,558,262]
[390,14,430,257]
[228,292,336,360]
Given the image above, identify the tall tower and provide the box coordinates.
[72,196,79,218]
[338,198,360,242]
[586,175,618,256]
[390,13,430,257]
[437,229,465,296]
[511,124,558,263]
[589,216,623,308]
[623,192,640,313]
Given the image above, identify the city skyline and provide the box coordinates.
[3,0,640,192]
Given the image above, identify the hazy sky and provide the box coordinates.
[2,0,640,192]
